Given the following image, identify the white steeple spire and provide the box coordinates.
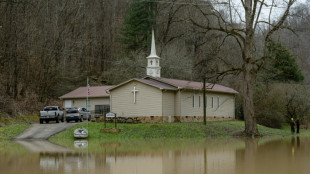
[147,29,159,58]
[146,29,161,77]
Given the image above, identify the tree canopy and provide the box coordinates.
[120,0,156,51]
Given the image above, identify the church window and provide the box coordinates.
[211,97,214,108]
[199,96,201,108]
[95,105,110,115]
[150,60,153,65]
[217,97,220,108]
[192,95,195,108]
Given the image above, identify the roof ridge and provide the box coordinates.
[143,76,180,88]
[144,76,238,94]
[138,78,178,90]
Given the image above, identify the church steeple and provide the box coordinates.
[146,30,161,77]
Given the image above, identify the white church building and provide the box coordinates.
[107,31,238,123]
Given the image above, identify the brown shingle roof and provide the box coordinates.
[137,78,177,90]
[106,77,238,94]
[59,86,114,99]
[145,77,238,94]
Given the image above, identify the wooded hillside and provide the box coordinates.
[0,0,309,129]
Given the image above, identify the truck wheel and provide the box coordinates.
[46,120,49,124]
[75,119,78,122]
[40,119,43,124]
[61,116,64,122]
[56,116,59,123]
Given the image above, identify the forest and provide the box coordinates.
[0,0,310,133]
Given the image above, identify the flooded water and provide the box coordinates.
[1,136,310,174]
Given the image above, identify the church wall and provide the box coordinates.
[174,91,181,116]
[108,81,235,123]
[179,90,235,119]
[162,90,175,117]
[179,90,203,117]
[110,81,163,117]
[63,97,110,112]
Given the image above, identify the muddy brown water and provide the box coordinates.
[1,136,309,174]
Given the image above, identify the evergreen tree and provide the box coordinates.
[121,0,156,52]
[264,40,304,82]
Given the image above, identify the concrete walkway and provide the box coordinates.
[13,122,78,140]
[12,122,80,153]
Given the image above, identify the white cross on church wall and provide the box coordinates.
[131,86,139,104]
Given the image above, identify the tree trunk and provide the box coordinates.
[242,0,258,136]
[242,38,259,136]
[243,65,258,136]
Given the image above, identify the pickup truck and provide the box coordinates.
[39,106,65,124]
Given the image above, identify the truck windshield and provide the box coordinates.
[44,107,57,111]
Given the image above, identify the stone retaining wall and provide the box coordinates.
[96,115,234,123]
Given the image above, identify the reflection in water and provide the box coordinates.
[235,136,310,174]
[74,140,88,149]
[2,137,310,174]
[40,153,64,172]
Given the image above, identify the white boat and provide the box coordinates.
[74,127,88,139]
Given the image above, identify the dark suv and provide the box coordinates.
[65,108,91,123]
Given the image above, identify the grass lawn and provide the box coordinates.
[0,114,39,126]
[49,120,310,142]
[0,124,30,141]
[0,124,31,153]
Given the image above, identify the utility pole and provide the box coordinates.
[203,77,206,125]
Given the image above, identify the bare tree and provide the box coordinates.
[0,0,132,116]
[190,0,296,136]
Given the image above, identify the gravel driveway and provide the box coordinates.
[13,122,78,140]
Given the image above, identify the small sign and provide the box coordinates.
[106,112,116,118]
[74,127,88,139]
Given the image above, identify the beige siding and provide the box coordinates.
[162,90,175,116]
[206,93,235,118]
[179,90,235,118]
[63,97,110,111]
[175,91,181,116]
[110,81,163,117]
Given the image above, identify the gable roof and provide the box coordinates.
[59,86,114,99]
[107,76,238,94]
[107,78,177,92]
[146,77,238,94]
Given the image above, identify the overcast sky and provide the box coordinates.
[213,0,307,22]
